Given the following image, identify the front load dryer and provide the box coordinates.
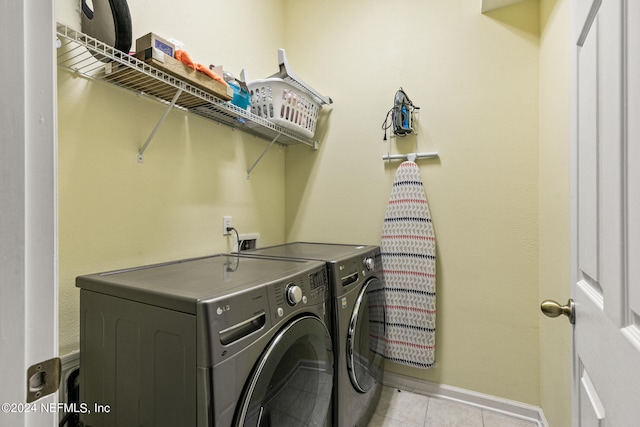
[77,254,333,427]
[241,243,386,427]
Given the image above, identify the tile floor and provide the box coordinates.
[368,386,539,427]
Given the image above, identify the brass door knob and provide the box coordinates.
[540,299,575,324]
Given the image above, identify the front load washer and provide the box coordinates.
[241,243,386,427]
[77,254,333,427]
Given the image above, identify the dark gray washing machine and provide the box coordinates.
[241,243,386,427]
[77,254,333,427]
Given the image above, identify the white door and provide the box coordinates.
[0,0,58,425]
[570,0,640,425]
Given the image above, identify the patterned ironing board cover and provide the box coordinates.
[380,161,436,368]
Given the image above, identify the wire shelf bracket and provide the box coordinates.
[246,134,280,179]
[138,88,183,163]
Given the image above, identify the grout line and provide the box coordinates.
[423,395,430,427]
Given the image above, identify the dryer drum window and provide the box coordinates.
[347,277,386,393]
[235,315,334,427]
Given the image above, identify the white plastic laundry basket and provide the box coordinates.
[248,78,320,138]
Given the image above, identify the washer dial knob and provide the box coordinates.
[364,257,375,271]
[286,284,303,306]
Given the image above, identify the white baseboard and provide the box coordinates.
[382,371,548,427]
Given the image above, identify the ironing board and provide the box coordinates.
[380,161,436,368]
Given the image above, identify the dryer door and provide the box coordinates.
[235,315,333,427]
[347,277,386,393]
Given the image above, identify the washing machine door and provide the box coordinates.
[347,276,386,393]
[235,315,333,427]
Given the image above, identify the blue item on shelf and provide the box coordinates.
[228,81,251,110]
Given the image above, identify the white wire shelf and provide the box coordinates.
[55,23,320,160]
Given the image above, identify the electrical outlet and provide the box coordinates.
[223,216,232,236]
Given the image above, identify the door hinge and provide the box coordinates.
[26,357,61,403]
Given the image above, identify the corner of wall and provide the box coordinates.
[538,0,572,425]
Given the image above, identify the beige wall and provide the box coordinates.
[538,0,571,425]
[57,0,572,420]
[284,0,541,406]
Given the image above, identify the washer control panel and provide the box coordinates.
[272,266,328,318]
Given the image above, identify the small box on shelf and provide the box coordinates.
[135,33,176,58]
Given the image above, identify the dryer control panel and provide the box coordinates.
[271,266,328,319]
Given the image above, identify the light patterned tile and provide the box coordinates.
[425,398,483,427]
[372,387,429,426]
[367,412,419,427]
[482,410,539,427]
[370,387,537,427]
[372,386,398,415]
